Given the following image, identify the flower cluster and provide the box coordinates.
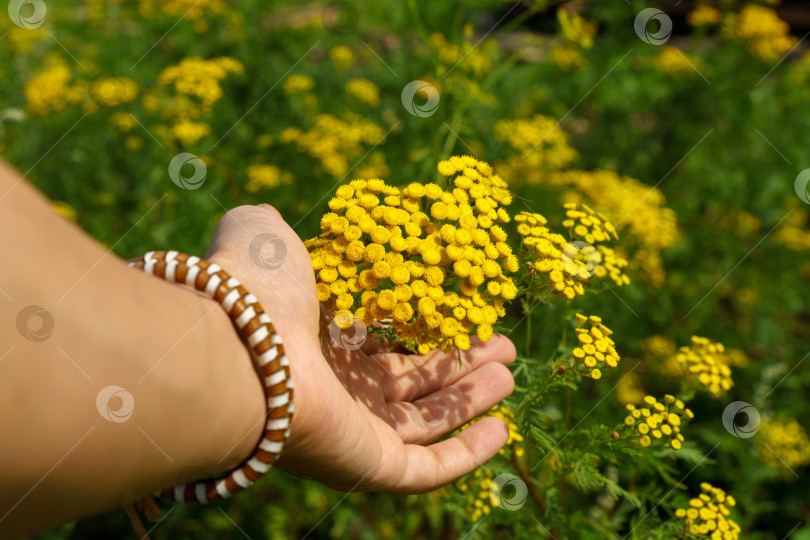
[457,468,496,522]
[24,61,87,116]
[90,77,138,108]
[687,5,722,27]
[622,395,692,450]
[561,202,618,245]
[557,8,597,50]
[548,45,587,72]
[563,203,630,287]
[157,56,243,110]
[674,483,740,539]
[494,114,579,183]
[428,28,496,79]
[552,169,678,286]
[6,26,47,54]
[651,46,704,78]
[281,74,318,111]
[109,112,137,132]
[278,114,386,178]
[774,209,810,251]
[345,78,381,107]
[493,404,524,458]
[572,314,619,380]
[594,245,631,287]
[757,418,810,472]
[457,403,524,460]
[547,9,594,72]
[493,111,677,288]
[517,203,627,299]
[670,336,734,396]
[282,74,315,95]
[516,211,583,299]
[329,45,356,71]
[721,5,796,61]
[171,120,211,146]
[449,404,524,521]
[725,348,749,368]
[246,164,294,193]
[306,156,518,353]
[144,56,243,146]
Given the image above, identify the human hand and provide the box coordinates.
[205,204,516,492]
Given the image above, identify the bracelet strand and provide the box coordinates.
[128,250,293,503]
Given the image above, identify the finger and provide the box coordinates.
[372,334,517,402]
[377,416,509,493]
[387,362,515,445]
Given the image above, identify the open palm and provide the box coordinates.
[206,204,516,493]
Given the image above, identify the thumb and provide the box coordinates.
[204,204,286,261]
[205,203,321,335]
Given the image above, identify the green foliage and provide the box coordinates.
[2,0,810,538]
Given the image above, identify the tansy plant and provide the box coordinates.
[305,156,739,535]
[305,155,519,354]
[305,155,627,354]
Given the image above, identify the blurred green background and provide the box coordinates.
[2,0,810,538]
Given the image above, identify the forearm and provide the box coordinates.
[0,161,265,535]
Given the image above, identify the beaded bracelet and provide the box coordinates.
[128,250,293,503]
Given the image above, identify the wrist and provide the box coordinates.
[195,293,266,476]
[121,256,266,487]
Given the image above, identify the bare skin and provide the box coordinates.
[0,159,516,537]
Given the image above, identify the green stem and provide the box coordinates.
[564,387,572,430]
[525,299,532,358]
[450,6,467,41]
[406,0,431,46]
[439,105,466,159]
[480,50,522,92]
[511,452,545,513]
[562,386,572,516]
